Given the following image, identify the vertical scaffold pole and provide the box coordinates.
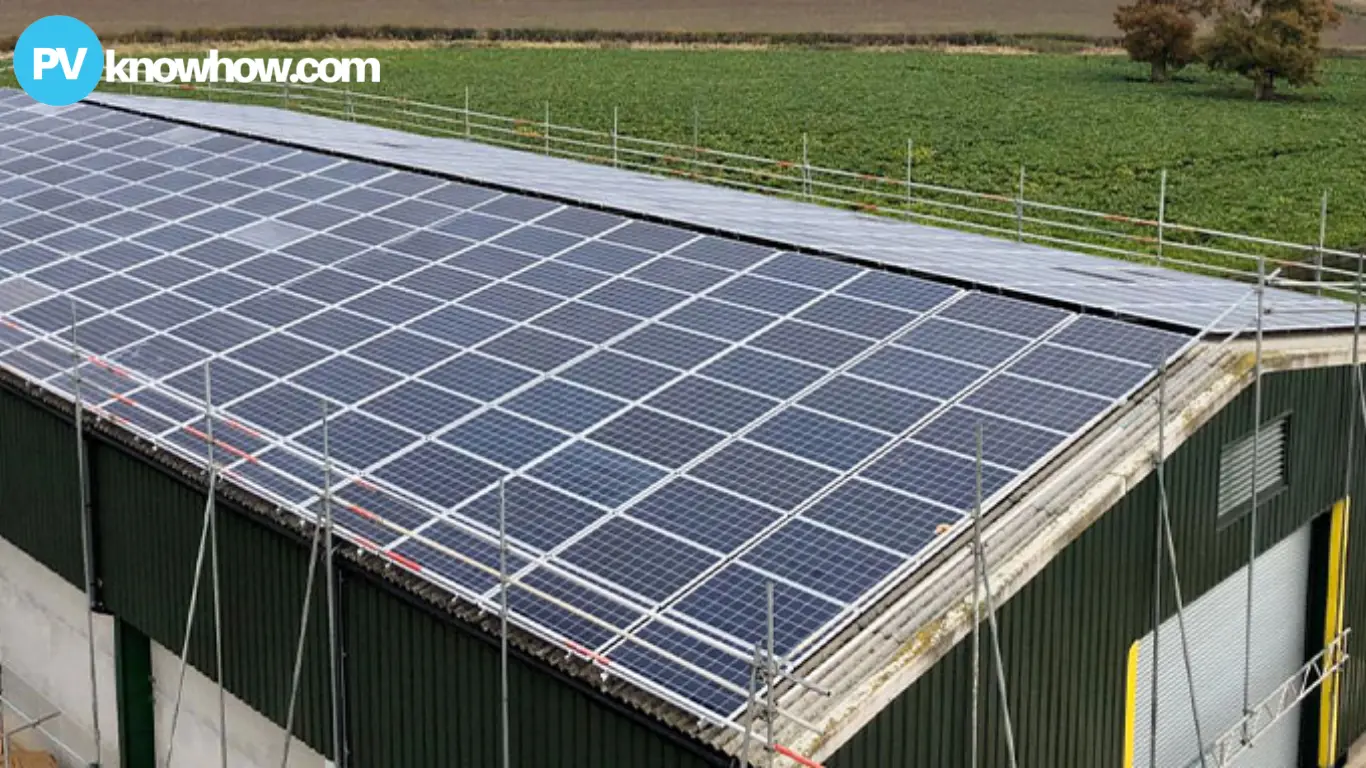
[279,489,324,768]
[1157,170,1168,265]
[163,440,218,767]
[205,367,227,768]
[1243,253,1267,739]
[499,479,511,768]
[906,138,914,209]
[1149,365,1165,768]
[322,403,344,768]
[974,425,1019,768]
[1016,166,1026,242]
[692,104,700,178]
[740,643,763,768]
[1157,365,1209,768]
[1328,251,1365,762]
[1316,191,1330,295]
[69,308,102,767]
[766,581,777,768]
[971,424,983,768]
[612,106,620,168]
[802,133,812,201]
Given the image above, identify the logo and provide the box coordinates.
[13,16,105,106]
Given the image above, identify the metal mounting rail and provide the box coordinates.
[1185,630,1350,768]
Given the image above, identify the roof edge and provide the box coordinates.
[0,367,732,766]
[765,333,1361,762]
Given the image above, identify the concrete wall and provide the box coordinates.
[0,533,116,765]
[0,533,326,768]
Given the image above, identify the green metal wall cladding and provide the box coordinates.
[0,385,723,768]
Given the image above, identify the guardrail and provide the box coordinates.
[77,77,1364,296]
[0,64,1356,294]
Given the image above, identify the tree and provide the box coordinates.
[1202,0,1341,99]
[1114,0,1211,82]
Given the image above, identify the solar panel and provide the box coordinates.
[0,92,1193,724]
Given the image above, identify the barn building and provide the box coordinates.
[0,87,1363,768]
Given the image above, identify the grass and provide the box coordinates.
[14,45,1366,270]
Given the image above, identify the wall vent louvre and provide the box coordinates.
[1217,417,1288,519]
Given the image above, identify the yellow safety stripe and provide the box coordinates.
[1124,641,1140,768]
[1319,498,1350,767]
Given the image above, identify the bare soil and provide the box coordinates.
[3,0,1364,45]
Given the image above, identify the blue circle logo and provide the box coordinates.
[14,16,105,107]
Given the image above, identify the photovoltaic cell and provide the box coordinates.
[627,479,779,554]
[939,292,1067,338]
[709,275,816,315]
[608,620,750,716]
[360,381,478,435]
[802,480,961,555]
[963,374,1112,433]
[897,317,1030,368]
[692,441,835,510]
[742,519,904,603]
[373,442,501,509]
[672,562,843,656]
[508,567,644,649]
[796,295,914,340]
[440,408,566,470]
[461,478,607,553]
[647,376,775,433]
[750,321,872,368]
[529,442,664,508]
[1008,343,1153,399]
[561,518,719,602]
[590,408,725,469]
[505,379,624,433]
[863,441,1014,510]
[915,406,1061,471]
[612,324,726,370]
[421,353,537,401]
[297,411,414,470]
[561,351,678,400]
[749,407,887,471]
[851,346,984,400]
[839,271,957,312]
[660,298,772,342]
[701,348,824,400]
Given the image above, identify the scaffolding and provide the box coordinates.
[0,76,1360,767]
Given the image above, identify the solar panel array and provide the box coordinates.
[86,90,1361,334]
[0,91,1189,721]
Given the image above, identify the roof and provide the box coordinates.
[86,90,1359,335]
[0,88,1357,763]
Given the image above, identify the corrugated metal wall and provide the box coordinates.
[830,365,1366,767]
[93,441,335,755]
[0,385,723,767]
[0,388,84,586]
[345,575,722,768]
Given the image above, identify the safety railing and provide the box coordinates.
[58,76,1364,296]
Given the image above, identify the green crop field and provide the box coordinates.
[11,46,1366,272]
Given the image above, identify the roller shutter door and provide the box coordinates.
[1133,524,1310,767]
